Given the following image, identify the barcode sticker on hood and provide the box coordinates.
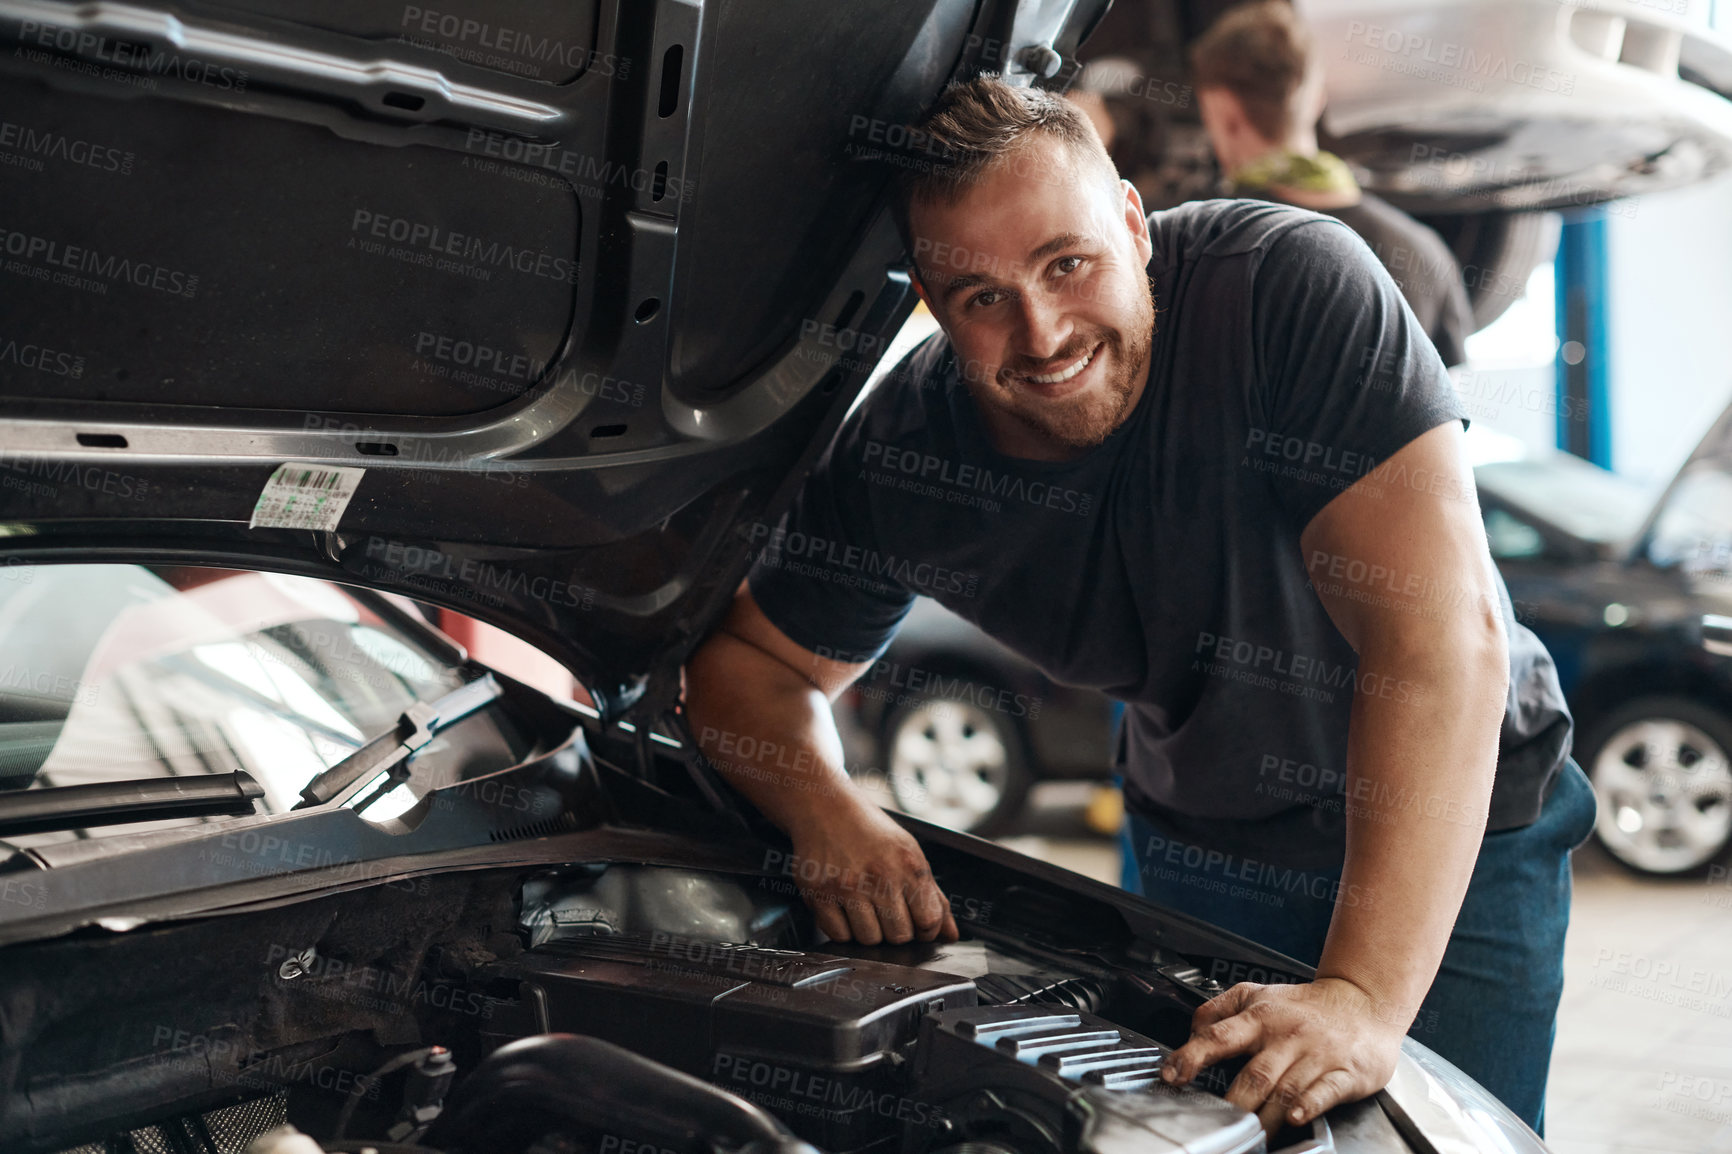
[249,463,367,531]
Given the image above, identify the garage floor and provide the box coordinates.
[989,784,1732,1154]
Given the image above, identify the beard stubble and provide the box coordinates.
[989,277,1157,451]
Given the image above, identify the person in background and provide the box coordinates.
[1189,0,1475,367]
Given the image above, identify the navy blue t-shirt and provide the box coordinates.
[746,199,1571,868]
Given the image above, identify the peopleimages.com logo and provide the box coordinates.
[0,119,133,174]
[0,335,83,378]
[463,129,697,204]
[747,524,979,599]
[0,228,198,297]
[399,6,629,78]
[862,440,1094,517]
[349,210,577,284]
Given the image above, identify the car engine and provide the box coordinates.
[467,865,1264,1154]
[1,853,1323,1154]
[0,710,1407,1154]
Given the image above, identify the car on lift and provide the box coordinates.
[1077,0,1732,332]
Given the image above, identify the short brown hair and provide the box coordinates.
[888,76,1119,257]
[1188,0,1315,141]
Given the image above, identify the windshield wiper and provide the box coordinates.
[0,676,506,838]
[0,771,265,838]
[293,673,505,809]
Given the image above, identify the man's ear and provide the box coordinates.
[1120,178,1152,267]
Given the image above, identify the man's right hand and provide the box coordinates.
[787,788,959,945]
[685,583,959,947]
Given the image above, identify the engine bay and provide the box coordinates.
[0,850,1330,1154]
[479,866,1262,1154]
[0,714,1391,1154]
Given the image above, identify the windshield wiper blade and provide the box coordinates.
[293,674,504,809]
[0,771,265,838]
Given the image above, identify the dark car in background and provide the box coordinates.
[835,596,1116,836]
[1477,406,1732,877]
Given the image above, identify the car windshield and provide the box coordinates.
[1646,456,1732,578]
[1473,454,1659,547]
[0,564,471,848]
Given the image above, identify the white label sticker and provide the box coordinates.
[249,463,366,531]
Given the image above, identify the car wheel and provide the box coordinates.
[882,695,1032,836]
[1578,696,1732,876]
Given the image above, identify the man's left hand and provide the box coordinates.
[1159,977,1407,1134]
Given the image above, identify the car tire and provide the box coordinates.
[1577,695,1732,876]
[880,692,1033,836]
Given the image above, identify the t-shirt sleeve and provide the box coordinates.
[1249,216,1469,533]
[745,406,917,664]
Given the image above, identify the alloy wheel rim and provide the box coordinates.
[887,700,1010,831]
[1591,716,1732,872]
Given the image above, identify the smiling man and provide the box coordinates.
[684,77,1593,1134]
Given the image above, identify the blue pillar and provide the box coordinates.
[1553,210,1612,468]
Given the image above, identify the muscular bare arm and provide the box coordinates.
[1163,420,1507,1130]
[684,584,959,945]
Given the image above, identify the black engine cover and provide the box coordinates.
[486,933,977,1150]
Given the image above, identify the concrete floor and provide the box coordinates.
[981,783,1732,1154]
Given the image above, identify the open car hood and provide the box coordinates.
[0,0,1108,722]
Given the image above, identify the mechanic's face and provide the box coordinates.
[909,134,1155,460]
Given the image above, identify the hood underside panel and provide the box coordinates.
[0,0,1120,714]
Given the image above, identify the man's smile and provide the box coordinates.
[1008,340,1105,398]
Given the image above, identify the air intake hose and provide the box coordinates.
[427,1034,823,1154]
